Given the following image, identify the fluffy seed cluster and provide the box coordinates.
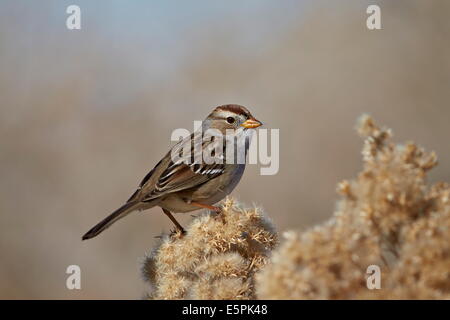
[141,198,277,299]
[256,115,450,299]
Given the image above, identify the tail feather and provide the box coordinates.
[82,201,139,240]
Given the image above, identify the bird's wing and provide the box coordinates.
[128,131,227,203]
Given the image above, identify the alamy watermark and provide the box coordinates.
[66,264,81,290]
[366,5,381,30]
[66,5,81,30]
[170,121,279,176]
[366,264,381,289]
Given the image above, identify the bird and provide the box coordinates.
[82,104,262,240]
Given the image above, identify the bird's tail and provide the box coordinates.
[82,201,140,240]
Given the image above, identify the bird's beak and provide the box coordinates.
[241,118,263,129]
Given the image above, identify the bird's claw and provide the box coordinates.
[170,227,186,236]
[211,206,222,214]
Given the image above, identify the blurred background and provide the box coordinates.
[1,0,449,299]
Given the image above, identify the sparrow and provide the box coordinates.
[82,104,262,240]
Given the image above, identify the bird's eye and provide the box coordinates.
[226,117,235,124]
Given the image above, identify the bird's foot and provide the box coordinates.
[211,206,222,214]
[169,227,186,237]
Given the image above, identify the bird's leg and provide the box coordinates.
[190,202,222,213]
[162,208,186,234]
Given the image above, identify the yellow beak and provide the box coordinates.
[241,118,263,129]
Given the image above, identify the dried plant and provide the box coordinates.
[256,115,449,299]
[143,116,449,300]
[141,198,277,299]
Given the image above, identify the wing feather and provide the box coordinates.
[141,131,226,201]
